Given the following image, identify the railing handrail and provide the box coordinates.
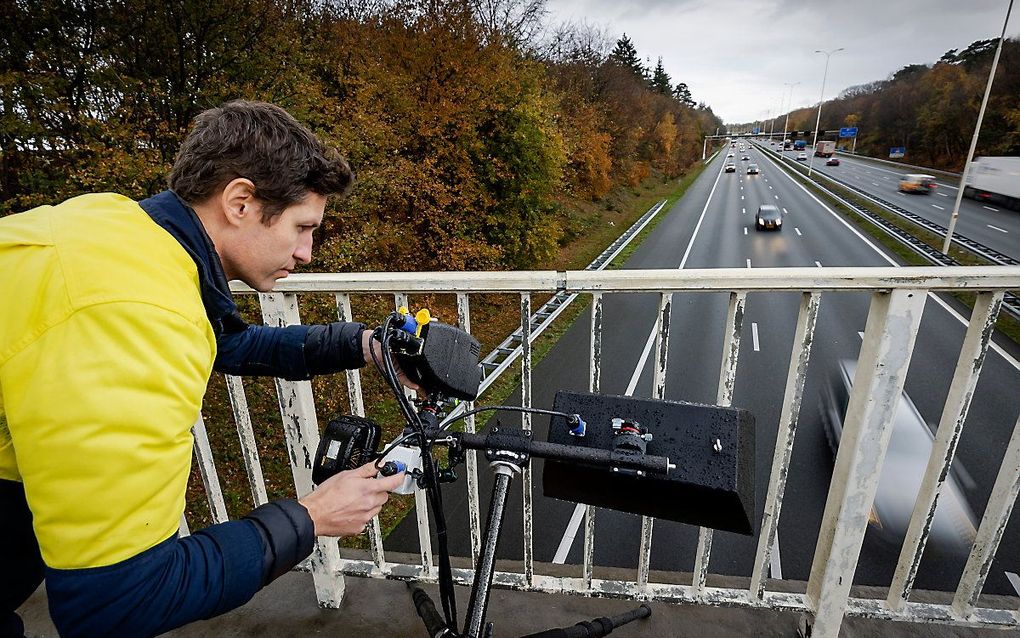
[230,265,1020,295]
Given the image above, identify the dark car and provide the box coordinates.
[724,163,736,173]
[826,157,840,166]
[746,163,760,175]
[755,204,782,230]
[741,155,750,161]
[820,360,977,555]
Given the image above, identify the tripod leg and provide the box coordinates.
[464,464,516,638]
[408,581,451,638]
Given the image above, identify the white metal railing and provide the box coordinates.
[185,266,1020,637]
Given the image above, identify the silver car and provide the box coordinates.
[820,360,977,555]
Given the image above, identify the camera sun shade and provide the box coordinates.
[396,320,482,401]
[543,391,756,535]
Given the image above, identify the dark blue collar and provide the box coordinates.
[138,191,245,335]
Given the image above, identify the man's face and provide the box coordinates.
[225,193,326,292]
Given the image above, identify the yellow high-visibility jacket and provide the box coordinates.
[0,193,216,569]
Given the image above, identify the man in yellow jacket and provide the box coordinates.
[0,100,408,637]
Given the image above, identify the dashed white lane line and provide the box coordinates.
[742,195,745,200]
[984,205,1000,212]
[795,227,802,236]
[770,536,783,579]
[782,207,788,214]
[932,204,945,210]
[882,176,890,180]
[769,185,773,190]
[744,227,748,235]
[742,207,746,214]
[872,182,880,186]
[746,258,752,268]
[1007,571,1020,597]
[938,192,949,197]
[988,224,1008,234]
[815,260,823,267]
[774,195,779,200]
[751,322,760,351]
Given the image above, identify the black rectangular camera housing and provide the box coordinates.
[543,391,756,535]
[397,320,482,401]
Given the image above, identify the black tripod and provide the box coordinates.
[406,417,659,638]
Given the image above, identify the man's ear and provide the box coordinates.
[220,178,258,228]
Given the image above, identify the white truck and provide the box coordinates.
[964,156,1020,211]
[814,140,836,157]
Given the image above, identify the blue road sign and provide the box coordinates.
[889,147,906,159]
[839,127,858,138]
[752,127,761,134]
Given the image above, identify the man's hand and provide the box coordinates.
[361,328,423,393]
[299,462,404,536]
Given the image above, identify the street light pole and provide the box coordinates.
[942,0,1013,255]
[781,82,799,153]
[808,47,844,176]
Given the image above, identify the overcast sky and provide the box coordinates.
[542,0,1018,124]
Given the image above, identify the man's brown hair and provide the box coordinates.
[169,100,353,221]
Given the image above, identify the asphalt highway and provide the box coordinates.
[776,147,1019,261]
[387,144,1020,599]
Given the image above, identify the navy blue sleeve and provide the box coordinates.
[214,323,312,380]
[214,321,367,380]
[44,500,314,638]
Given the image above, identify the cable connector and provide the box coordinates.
[567,414,586,437]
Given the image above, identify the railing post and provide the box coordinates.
[694,291,745,596]
[521,293,535,587]
[750,292,820,600]
[806,289,927,636]
[457,293,483,569]
[259,292,345,607]
[584,292,603,589]
[888,291,1003,609]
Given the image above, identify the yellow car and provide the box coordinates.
[898,174,937,194]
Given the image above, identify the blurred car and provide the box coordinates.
[724,163,736,173]
[755,204,782,230]
[741,155,750,161]
[826,157,840,166]
[898,174,937,194]
[820,359,978,555]
[727,152,734,157]
[796,152,808,161]
[746,163,760,175]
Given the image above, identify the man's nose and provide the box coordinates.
[294,236,313,265]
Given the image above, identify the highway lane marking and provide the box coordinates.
[742,195,745,200]
[883,176,890,180]
[938,192,949,197]
[872,182,880,186]
[815,261,823,267]
[769,185,773,190]
[744,228,748,235]
[774,195,779,200]
[983,205,1000,212]
[783,208,788,214]
[553,148,731,565]
[746,259,752,268]
[841,156,960,190]
[932,204,945,210]
[751,322,760,351]
[758,147,1020,372]
[742,207,746,214]
[988,224,1008,234]
[1007,572,1020,597]
[795,228,802,236]
[770,536,782,579]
